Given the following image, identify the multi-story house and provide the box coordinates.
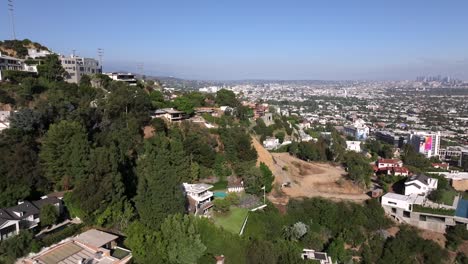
[183,183,214,215]
[59,55,101,84]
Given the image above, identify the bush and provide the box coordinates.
[226,193,240,206]
[412,205,455,216]
[213,199,230,213]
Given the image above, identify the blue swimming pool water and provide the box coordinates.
[455,199,468,218]
[214,191,227,198]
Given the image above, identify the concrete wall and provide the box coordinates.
[383,205,457,233]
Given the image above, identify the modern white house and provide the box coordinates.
[183,183,214,215]
[404,174,438,196]
[263,137,280,150]
[381,192,424,211]
[301,249,333,264]
[27,48,52,59]
[104,72,137,86]
[346,141,361,152]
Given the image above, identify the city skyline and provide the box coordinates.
[1,0,468,80]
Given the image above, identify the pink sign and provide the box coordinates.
[424,136,432,151]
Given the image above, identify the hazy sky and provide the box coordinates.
[1,0,468,80]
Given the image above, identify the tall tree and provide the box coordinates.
[39,120,90,189]
[157,214,206,264]
[135,135,185,228]
[37,54,66,82]
[215,89,239,107]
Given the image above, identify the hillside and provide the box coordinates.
[0,39,49,58]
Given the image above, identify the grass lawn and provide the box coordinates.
[213,207,249,234]
[439,190,457,205]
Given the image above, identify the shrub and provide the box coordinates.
[213,199,230,213]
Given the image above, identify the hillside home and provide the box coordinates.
[22,229,132,264]
[263,137,280,150]
[377,159,403,169]
[0,196,63,241]
[183,183,214,215]
[404,174,438,196]
[346,141,362,152]
[301,249,333,264]
[387,166,410,177]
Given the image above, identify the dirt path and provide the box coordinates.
[252,136,369,204]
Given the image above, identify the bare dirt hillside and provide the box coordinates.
[251,136,369,207]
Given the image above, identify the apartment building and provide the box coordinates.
[408,131,441,158]
[59,55,101,83]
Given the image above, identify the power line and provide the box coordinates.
[7,0,16,40]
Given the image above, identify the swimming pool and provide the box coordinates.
[456,199,468,218]
[214,191,227,198]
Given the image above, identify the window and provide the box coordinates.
[388,201,397,205]
[391,208,396,213]
[403,211,411,218]
[419,215,426,221]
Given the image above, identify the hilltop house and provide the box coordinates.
[0,196,63,241]
[152,108,187,122]
[404,174,438,196]
[183,183,214,215]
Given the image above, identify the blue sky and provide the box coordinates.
[1,0,468,80]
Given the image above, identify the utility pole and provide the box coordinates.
[72,49,76,57]
[97,48,104,71]
[137,63,144,80]
[7,0,16,40]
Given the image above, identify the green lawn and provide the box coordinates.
[439,190,457,205]
[213,207,248,234]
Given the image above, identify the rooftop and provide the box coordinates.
[74,229,118,248]
[383,193,425,204]
[183,183,213,194]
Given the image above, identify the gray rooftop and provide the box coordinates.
[74,229,118,248]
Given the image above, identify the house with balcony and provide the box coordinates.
[183,183,214,215]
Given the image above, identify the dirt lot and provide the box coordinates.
[252,137,369,206]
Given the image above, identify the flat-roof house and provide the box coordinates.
[183,183,214,215]
[378,159,403,169]
[404,174,438,196]
[381,192,424,211]
[263,137,280,150]
[151,108,187,122]
[301,249,333,264]
[21,229,132,264]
